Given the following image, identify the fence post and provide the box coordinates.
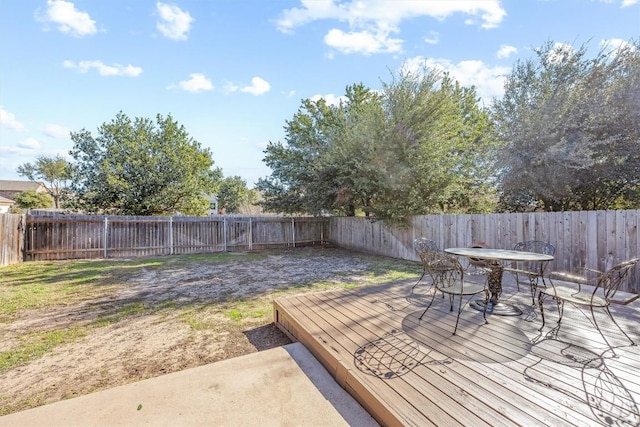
[248,218,252,251]
[291,217,296,247]
[103,216,108,258]
[169,217,174,255]
[223,217,227,252]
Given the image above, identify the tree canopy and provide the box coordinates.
[492,39,640,211]
[257,70,498,221]
[16,154,73,209]
[68,112,222,216]
[13,190,54,210]
[218,176,250,213]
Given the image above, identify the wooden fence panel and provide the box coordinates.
[328,210,640,293]
[0,214,25,267]
[22,215,329,260]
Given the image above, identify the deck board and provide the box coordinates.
[274,276,640,426]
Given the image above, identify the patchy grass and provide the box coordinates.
[0,253,271,322]
[0,259,159,322]
[90,302,149,328]
[0,247,421,415]
[0,327,87,373]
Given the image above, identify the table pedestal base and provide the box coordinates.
[470,299,522,316]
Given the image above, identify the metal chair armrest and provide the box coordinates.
[549,271,589,293]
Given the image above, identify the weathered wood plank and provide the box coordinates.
[331,210,640,293]
[275,279,640,426]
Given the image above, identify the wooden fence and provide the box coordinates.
[328,210,640,293]
[0,214,25,267]
[2,210,639,293]
[21,215,328,261]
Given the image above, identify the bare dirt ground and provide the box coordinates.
[0,247,417,415]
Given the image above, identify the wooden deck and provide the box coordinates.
[273,275,640,426]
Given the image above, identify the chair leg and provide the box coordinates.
[538,291,546,331]
[528,275,538,305]
[411,269,427,292]
[453,294,463,335]
[419,289,438,320]
[556,298,564,326]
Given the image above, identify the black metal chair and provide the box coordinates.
[411,238,441,293]
[504,240,555,304]
[419,252,489,335]
[538,258,639,355]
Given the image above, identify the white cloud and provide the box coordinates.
[595,0,639,6]
[275,0,506,55]
[402,56,510,103]
[497,44,518,59]
[324,28,403,54]
[19,137,41,150]
[240,77,271,95]
[44,124,70,138]
[543,42,577,64]
[0,107,24,131]
[63,60,143,77]
[177,73,213,93]
[37,0,97,37]
[601,38,637,55]
[156,2,194,40]
[223,76,271,96]
[424,31,439,45]
[223,82,240,93]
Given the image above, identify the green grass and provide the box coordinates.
[0,258,163,321]
[0,249,420,374]
[0,252,277,322]
[0,327,87,373]
[222,301,269,323]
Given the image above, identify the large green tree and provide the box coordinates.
[13,190,54,210]
[492,39,640,211]
[371,69,497,220]
[68,112,222,216]
[257,94,346,215]
[16,154,73,209]
[218,176,250,213]
[257,71,497,221]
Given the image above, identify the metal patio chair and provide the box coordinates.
[538,257,639,355]
[411,238,441,293]
[504,240,555,304]
[466,241,492,277]
[419,252,489,335]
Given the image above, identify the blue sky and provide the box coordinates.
[1,0,639,187]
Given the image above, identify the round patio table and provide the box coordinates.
[444,247,554,316]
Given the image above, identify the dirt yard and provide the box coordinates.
[0,247,418,415]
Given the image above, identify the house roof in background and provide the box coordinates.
[0,180,46,191]
[0,195,15,204]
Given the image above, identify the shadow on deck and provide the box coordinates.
[274,275,640,426]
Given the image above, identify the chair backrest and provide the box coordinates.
[513,240,555,274]
[597,258,640,301]
[513,240,555,256]
[468,241,490,268]
[414,238,439,254]
[426,252,463,290]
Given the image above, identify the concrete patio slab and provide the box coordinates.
[0,343,378,427]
